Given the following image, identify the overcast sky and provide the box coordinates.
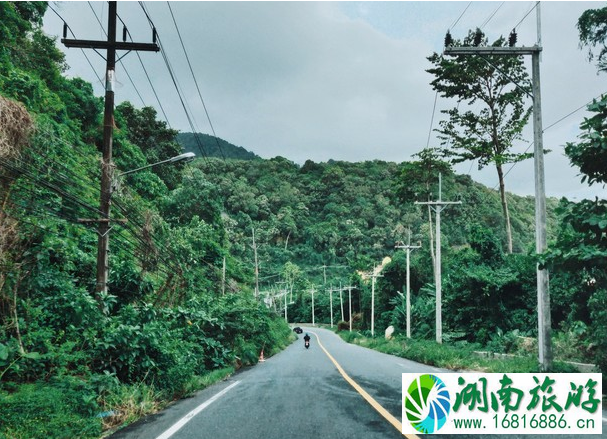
[43,1,606,200]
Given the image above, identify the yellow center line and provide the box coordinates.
[310,331,419,439]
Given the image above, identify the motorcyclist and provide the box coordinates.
[303,333,311,347]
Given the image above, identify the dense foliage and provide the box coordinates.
[544,95,607,374]
[0,3,291,437]
[177,132,260,161]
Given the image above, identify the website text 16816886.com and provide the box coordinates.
[402,373,602,435]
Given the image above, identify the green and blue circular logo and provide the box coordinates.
[404,374,451,434]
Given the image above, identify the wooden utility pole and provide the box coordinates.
[62,2,158,298]
[395,231,421,339]
[444,35,552,370]
[415,173,461,343]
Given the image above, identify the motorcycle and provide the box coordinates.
[304,339,310,349]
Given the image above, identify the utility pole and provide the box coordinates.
[284,287,288,323]
[309,287,316,326]
[62,2,158,299]
[368,269,383,337]
[222,256,226,295]
[444,31,552,370]
[328,285,334,328]
[395,231,422,339]
[252,228,259,299]
[415,173,461,344]
[343,285,355,332]
[321,265,328,285]
[339,282,344,322]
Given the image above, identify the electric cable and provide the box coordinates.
[481,2,505,30]
[166,2,226,160]
[138,1,211,162]
[46,3,103,86]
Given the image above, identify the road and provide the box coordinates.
[110,327,606,439]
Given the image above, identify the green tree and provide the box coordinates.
[577,5,607,73]
[546,95,607,373]
[115,102,183,190]
[427,29,533,254]
[394,148,451,271]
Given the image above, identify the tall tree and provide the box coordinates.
[427,29,533,253]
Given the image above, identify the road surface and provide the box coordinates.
[110,326,606,439]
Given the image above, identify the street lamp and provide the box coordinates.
[94,152,196,298]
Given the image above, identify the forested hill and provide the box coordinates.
[177,132,260,160]
[192,156,559,282]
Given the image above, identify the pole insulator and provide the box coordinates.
[509,29,517,47]
[63,22,68,38]
[444,30,453,47]
[473,28,483,47]
[123,26,127,42]
[152,27,157,44]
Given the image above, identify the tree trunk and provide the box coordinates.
[496,163,513,253]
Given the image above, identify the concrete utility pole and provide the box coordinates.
[284,287,288,323]
[339,282,344,322]
[343,286,355,332]
[444,34,552,370]
[63,2,159,299]
[395,231,422,339]
[328,286,334,328]
[368,270,383,337]
[309,287,317,326]
[222,256,226,295]
[415,173,461,344]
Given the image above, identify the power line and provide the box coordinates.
[449,2,472,31]
[46,3,103,86]
[138,2,211,162]
[496,96,601,188]
[514,2,540,30]
[166,2,226,160]
[425,91,439,150]
[480,2,505,30]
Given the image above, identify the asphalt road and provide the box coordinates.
[110,327,606,439]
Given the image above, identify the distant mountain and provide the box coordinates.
[177,132,260,161]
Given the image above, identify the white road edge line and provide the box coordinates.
[155,381,240,439]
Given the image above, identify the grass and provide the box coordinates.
[337,331,579,373]
[100,367,235,436]
[0,367,236,439]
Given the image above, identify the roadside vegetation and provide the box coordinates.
[337,331,579,374]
